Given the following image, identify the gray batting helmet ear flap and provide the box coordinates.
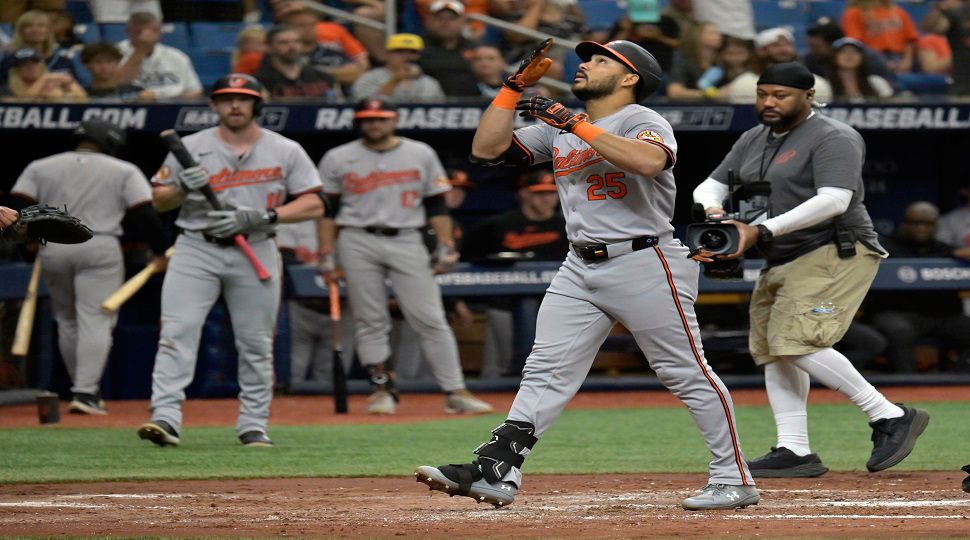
[73,119,126,155]
[574,40,663,103]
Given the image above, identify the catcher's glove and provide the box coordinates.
[505,38,554,92]
[516,96,589,132]
[2,205,93,245]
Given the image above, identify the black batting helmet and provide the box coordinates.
[210,73,265,114]
[73,119,126,156]
[574,40,662,103]
[353,97,398,120]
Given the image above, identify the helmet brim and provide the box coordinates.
[575,41,641,76]
[211,88,263,99]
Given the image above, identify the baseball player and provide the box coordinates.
[137,73,324,448]
[415,39,758,510]
[692,62,929,477]
[317,98,493,416]
[10,119,168,416]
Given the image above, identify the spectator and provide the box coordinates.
[728,27,833,103]
[158,0,254,21]
[462,170,568,378]
[419,0,480,98]
[804,16,897,84]
[829,37,894,101]
[49,9,81,50]
[923,0,969,94]
[255,25,340,100]
[470,43,508,98]
[868,201,970,372]
[279,7,369,87]
[916,29,952,75]
[489,0,582,83]
[3,47,86,100]
[0,9,79,85]
[352,33,444,101]
[87,0,162,23]
[668,24,755,100]
[663,0,701,58]
[231,26,266,75]
[415,0,490,40]
[116,12,203,99]
[81,41,151,101]
[842,0,919,74]
[610,0,680,72]
[0,1,64,24]
[692,0,755,40]
[937,179,970,255]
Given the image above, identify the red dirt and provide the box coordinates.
[3,386,969,538]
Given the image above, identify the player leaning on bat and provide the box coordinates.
[416,38,758,510]
[138,74,324,449]
[9,119,168,416]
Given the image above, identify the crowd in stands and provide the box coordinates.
[0,0,965,102]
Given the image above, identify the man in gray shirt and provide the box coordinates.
[351,33,444,101]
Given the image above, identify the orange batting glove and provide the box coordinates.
[504,38,554,91]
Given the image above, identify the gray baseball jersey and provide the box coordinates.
[11,150,152,398]
[513,104,677,245]
[151,127,322,228]
[318,137,451,229]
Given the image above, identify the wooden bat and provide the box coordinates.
[329,281,348,414]
[159,129,271,281]
[100,247,175,313]
[12,258,41,356]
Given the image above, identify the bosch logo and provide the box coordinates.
[897,266,918,283]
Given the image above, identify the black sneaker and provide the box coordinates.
[138,420,180,447]
[747,446,829,478]
[867,405,930,472]
[68,393,107,415]
[239,430,273,447]
[962,464,970,493]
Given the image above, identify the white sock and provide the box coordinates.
[785,349,904,422]
[764,360,812,456]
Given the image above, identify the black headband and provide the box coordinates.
[757,62,814,90]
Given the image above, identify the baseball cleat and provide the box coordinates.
[137,420,180,447]
[414,464,517,507]
[238,430,273,447]
[367,390,396,415]
[445,390,494,415]
[68,393,108,415]
[747,446,829,478]
[681,483,760,511]
[866,404,930,472]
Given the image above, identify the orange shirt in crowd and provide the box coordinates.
[842,5,919,54]
[234,50,264,75]
[918,34,952,62]
[414,0,489,35]
[315,21,367,60]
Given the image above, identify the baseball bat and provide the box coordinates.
[159,129,271,281]
[100,247,175,313]
[329,281,348,414]
[12,258,41,356]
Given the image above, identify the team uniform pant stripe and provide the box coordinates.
[652,246,749,485]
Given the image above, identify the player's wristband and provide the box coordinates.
[572,121,606,143]
[492,87,522,110]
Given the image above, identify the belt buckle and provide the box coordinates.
[579,244,608,261]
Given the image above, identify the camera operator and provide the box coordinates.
[691,62,929,478]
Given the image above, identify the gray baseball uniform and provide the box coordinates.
[505,103,752,487]
[318,137,465,391]
[11,150,152,397]
[149,127,321,437]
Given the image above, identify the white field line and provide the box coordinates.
[724,514,967,520]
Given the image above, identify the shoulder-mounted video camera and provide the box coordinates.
[686,170,770,280]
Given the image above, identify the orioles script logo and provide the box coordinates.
[344,169,421,194]
[503,230,563,250]
[775,149,797,164]
[553,146,603,174]
[209,167,283,191]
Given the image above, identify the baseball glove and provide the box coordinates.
[3,205,93,245]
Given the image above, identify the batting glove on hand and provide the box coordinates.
[505,38,554,92]
[316,252,338,284]
[204,207,271,237]
[432,242,459,274]
[516,96,590,133]
[177,166,209,192]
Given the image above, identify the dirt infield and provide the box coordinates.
[3,386,969,538]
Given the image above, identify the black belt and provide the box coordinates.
[363,226,400,237]
[572,236,659,262]
[187,231,275,247]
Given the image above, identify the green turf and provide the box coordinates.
[0,401,965,484]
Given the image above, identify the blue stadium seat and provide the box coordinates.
[189,22,244,52]
[0,23,12,39]
[807,0,847,23]
[100,23,127,44]
[579,0,625,32]
[160,22,191,51]
[73,23,100,44]
[65,0,93,23]
[189,49,232,89]
[752,0,810,31]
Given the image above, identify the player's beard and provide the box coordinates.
[572,73,622,102]
[221,110,256,132]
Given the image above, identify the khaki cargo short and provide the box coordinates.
[748,242,886,365]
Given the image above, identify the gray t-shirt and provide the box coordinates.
[709,112,882,264]
[512,104,677,245]
[319,137,451,228]
[350,67,446,101]
[937,206,970,248]
[12,150,151,236]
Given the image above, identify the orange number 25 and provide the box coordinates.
[586,172,627,201]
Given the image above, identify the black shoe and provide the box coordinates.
[747,446,829,478]
[866,404,930,472]
[962,464,970,493]
[239,430,273,447]
[138,420,180,447]
[68,393,107,415]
